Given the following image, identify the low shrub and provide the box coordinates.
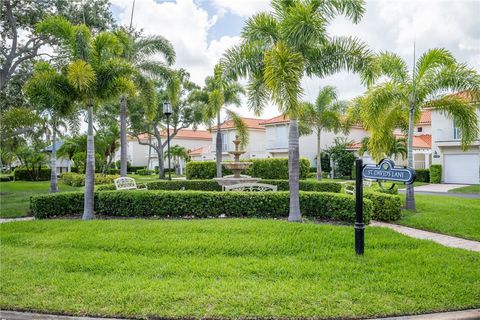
[415,169,430,183]
[364,191,402,221]
[128,166,145,173]
[31,190,372,223]
[96,179,342,193]
[186,158,310,180]
[13,167,51,181]
[430,165,442,183]
[107,168,121,175]
[61,173,120,187]
[0,175,13,182]
[137,169,155,175]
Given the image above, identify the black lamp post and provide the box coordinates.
[163,101,172,180]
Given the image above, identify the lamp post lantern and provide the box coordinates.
[163,101,172,180]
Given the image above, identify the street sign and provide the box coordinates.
[362,159,415,185]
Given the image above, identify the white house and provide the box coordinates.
[44,141,74,174]
[431,92,480,184]
[260,115,370,167]
[209,117,269,160]
[117,129,212,172]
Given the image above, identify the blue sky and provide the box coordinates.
[110,0,480,119]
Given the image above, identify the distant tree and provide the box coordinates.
[300,86,348,180]
[358,136,407,161]
[164,145,189,175]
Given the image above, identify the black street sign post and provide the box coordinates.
[355,158,415,255]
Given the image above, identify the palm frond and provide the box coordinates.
[134,35,175,65]
[242,12,279,45]
[225,109,249,148]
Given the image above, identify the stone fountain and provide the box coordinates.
[213,135,260,188]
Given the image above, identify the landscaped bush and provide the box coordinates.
[107,168,120,175]
[0,175,13,182]
[364,191,402,221]
[31,190,372,223]
[186,158,310,180]
[430,164,442,183]
[96,179,342,193]
[415,169,430,183]
[61,173,120,187]
[128,166,145,173]
[137,169,155,175]
[13,167,51,181]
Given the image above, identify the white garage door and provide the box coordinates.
[444,154,480,184]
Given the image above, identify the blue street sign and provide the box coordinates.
[362,159,416,184]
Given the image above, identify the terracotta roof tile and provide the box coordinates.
[214,117,266,130]
[189,145,211,156]
[133,129,211,141]
[418,111,431,124]
[259,115,290,125]
[349,134,432,150]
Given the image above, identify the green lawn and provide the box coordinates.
[448,185,480,194]
[0,181,80,218]
[1,219,479,319]
[399,194,480,241]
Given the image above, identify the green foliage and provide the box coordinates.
[136,169,155,176]
[326,140,355,178]
[14,167,51,181]
[364,192,402,221]
[415,169,430,183]
[107,168,120,175]
[0,175,14,182]
[31,190,372,223]
[186,158,310,180]
[430,165,442,183]
[96,179,342,193]
[61,173,119,187]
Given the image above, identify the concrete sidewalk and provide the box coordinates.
[1,309,479,320]
[371,221,480,252]
[0,217,34,224]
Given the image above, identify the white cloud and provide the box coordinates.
[210,0,271,17]
[111,0,239,84]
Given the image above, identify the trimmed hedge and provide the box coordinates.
[96,179,342,193]
[30,190,372,223]
[137,169,155,175]
[61,173,120,187]
[415,169,430,183]
[364,192,401,221]
[0,175,14,182]
[186,158,310,180]
[430,164,442,183]
[14,167,51,181]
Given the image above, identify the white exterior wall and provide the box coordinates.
[211,128,268,160]
[431,106,480,183]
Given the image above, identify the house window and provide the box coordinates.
[453,120,461,140]
[221,132,229,151]
[417,127,423,133]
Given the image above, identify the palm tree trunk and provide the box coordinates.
[316,128,322,180]
[288,119,301,222]
[405,103,416,211]
[216,113,222,178]
[120,95,128,177]
[50,120,58,193]
[83,105,95,220]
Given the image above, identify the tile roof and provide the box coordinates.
[188,145,211,156]
[349,134,432,150]
[213,117,266,130]
[418,111,431,124]
[259,115,290,125]
[133,129,211,141]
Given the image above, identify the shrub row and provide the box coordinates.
[31,190,372,223]
[61,173,120,187]
[96,179,342,193]
[137,169,156,175]
[364,191,402,221]
[186,158,311,180]
[430,164,442,183]
[415,169,430,183]
[14,167,51,181]
[0,175,14,182]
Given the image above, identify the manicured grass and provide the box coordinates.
[1,219,479,319]
[399,194,480,241]
[448,185,480,194]
[0,181,80,218]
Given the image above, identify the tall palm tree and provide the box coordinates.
[37,17,136,219]
[190,64,246,178]
[222,0,371,221]
[116,30,175,177]
[352,49,480,210]
[24,62,77,192]
[301,86,348,180]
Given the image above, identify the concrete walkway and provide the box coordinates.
[403,183,469,192]
[371,221,480,252]
[1,309,479,320]
[0,217,34,224]
[397,190,480,199]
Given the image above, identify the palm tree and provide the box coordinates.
[353,49,480,210]
[358,136,407,161]
[190,64,246,178]
[301,86,348,180]
[116,30,175,177]
[24,62,77,192]
[37,17,136,219]
[164,145,189,175]
[57,136,80,172]
[222,0,371,221]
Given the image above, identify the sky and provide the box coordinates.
[110,0,480,120]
